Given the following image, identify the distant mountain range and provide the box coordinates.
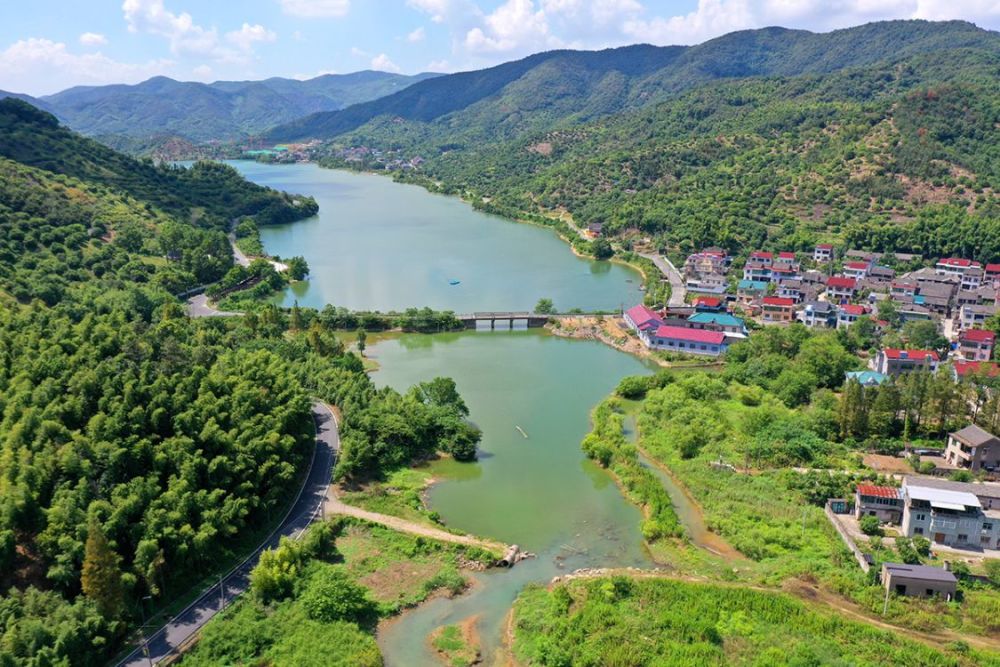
[266,20,999,143]
[0,71,438,143]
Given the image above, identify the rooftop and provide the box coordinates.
[845,370,888,386]
[937,258,981,269]
[626,304,661,328]
[904,483,982,510]
[653,325,726,345]
[763,296,795,307]
[953,360,1000,378]
[856,484,900,499]
[688,312,744,328]
[905,475,1000,500]
[827,276,858,289]
[840,304,867,316]
[882,563,957,584]
[961,329,996,343]
[882,349,939,361]
[950,424,1000,447]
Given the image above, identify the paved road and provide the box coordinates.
[185,294,242,318]
[117,402,338,666]
[638,252,686,306]
[228,233,251,268]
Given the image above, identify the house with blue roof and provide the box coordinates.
[845,370,888,387]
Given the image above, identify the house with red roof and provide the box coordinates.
[875,348,940,376]
[646,325,728,357]
[825,276,858,302]
[813,243,834,263]
[692,296,725,312]
[952,360,1000,382]
[936,258,983,290]
[958,328,995,362]
[761,296,795,323]
[623,304,662,334]
[836,304,869,329]
[855,484,903,524]
[986,263,1000,285]
[843,261,871,280]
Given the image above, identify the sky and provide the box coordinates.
[1,0,999,96]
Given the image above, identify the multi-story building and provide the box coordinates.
[761,296,795,322]
[958,328,995,362]
[825,276,858,303]
[843,261,871,280]
[644,325,728,357]
[814,243,834,262]
[837,304,868,329]
[935,257,983,279]
[959,303,997,331]
[900,477,1000,550]
[944,425,1000,472]
[798,301,836,328]
[874,349,940,376]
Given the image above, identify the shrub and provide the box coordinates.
[299,567,377,625]
[859,515,882,536]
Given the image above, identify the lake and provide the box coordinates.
[233,161,656,665]
[228,161,644,313]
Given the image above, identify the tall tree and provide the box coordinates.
[81,515,125,618]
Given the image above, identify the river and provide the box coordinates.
[230,161,644,313]
[231,162,657,665]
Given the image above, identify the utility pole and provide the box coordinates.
[882,580,891,616]
[219,576,225,611]
[140,595,153,667]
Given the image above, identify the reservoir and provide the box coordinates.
[229,161,644,313]
[233,162,657,664]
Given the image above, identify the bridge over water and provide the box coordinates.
[456,312,551,330]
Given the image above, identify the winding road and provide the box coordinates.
[638,252,686,306]
[116,401,338,667]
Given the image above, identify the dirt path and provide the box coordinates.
[324,494,505,554]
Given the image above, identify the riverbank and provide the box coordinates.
[547,315,725,371]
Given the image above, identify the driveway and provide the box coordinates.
[638,252,686,306]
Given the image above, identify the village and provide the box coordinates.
[622,244,1000,602]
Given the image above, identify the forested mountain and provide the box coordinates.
[26,70,437,142]
[0,100,476,665]
[267,20,998,143]
[312,21,1000,263]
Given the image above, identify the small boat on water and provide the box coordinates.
[449,279,461,285]
[515,426,528,439]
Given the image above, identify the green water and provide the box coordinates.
[369,330,655,665]
[227,161,644,313]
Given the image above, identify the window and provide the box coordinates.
[985,523,994,531]
[916,513,926,521]
[958,534,968,542]
[926,589,935,596]
[914,527,923,535]
[895,584,907,595]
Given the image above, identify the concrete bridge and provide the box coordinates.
[457,312,551,330]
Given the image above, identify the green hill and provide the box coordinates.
[33,70,438,142]
[267,20,999,144]
[0,98,316,302]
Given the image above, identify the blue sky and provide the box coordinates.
[2,0,999,95]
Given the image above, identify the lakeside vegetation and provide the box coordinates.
[581,325,1000,640]
[0,100,484,665]
[512,577,999,666]
[183,518,494,666]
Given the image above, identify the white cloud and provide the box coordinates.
[464,0,555,53]
[192,63,213,79]
[79,32,108,47]
[370,53,402,73]
[0,38,173,95]
[278,0,350,18]
[350,46,370,58]
[122,0,276,64]
[225,23,277,52]
[407,26,426,42]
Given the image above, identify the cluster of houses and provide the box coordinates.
[673,244,1000,376]
[333,145,425,171]
[623,297,747,357]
